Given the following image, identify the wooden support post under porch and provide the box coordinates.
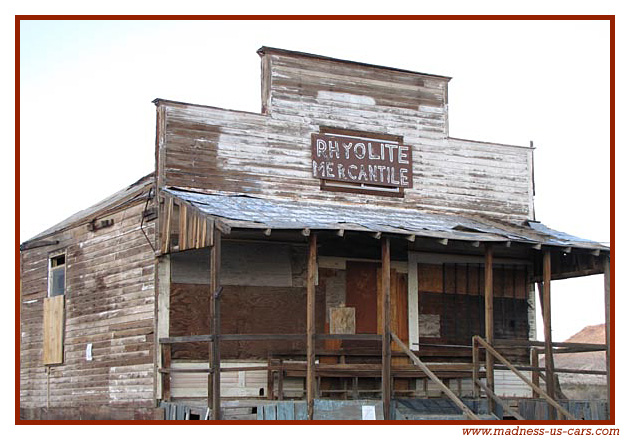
[381,237,392,420]
[208,228,222,420]
[542,249,557,419]
[306,233,317,420]
[604,255,611,410]
[484,244,494,414]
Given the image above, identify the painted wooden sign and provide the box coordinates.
[311,133,413,188]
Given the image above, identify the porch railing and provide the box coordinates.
[391,333,480,420]
[472,335,576,420]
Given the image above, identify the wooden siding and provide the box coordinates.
[157,107,533,221]
[20,201,157,410]
[170,361,268,399]
[156,51,533,220]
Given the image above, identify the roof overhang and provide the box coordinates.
[159,187,609,257]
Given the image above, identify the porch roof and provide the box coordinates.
[163,187,608,252]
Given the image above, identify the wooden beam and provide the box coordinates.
[542,250,556,418]
[161,335,214,344]
[495,364,607,376]
[306,233,317,420]
[162,344,171,401]
[381,237,392,420]
[214,219,231,235]
[604,255,611,409]
[484,244,494,413]
[475,379,525,420]
[531,348,540,398]
[494,339,606,351]
[392,334,479,420]
[200,218,207,248]
[472,337,480,398]
[179,204,187,251]
[315,334,381,341]
[207,218,214,248]
[209,228,222,420]
[156,255,171,400]
[161,197,173,254]
[474,336,575,420]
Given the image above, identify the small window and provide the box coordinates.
[48,253,66,297]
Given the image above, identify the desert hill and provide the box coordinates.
[542,324,607,399]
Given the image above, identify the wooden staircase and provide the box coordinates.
[393,398,500,420]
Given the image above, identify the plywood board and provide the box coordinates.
[329,307,355,334]
[345,262,379,334]
[43,295,65,365]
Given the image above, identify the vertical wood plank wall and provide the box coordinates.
[20,199,157,412]
[416,264,530,343]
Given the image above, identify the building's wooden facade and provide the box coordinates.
[20,47,610,421]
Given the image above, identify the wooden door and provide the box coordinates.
[377,269,409,345]
[345,261,408,349]
[345,261,379,335]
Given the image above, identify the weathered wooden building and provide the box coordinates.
[20,47,610,421]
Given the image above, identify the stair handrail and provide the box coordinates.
[391,333,480,420]
[474,378,524,420]
[472,335,575,420]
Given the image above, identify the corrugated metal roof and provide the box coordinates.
[164,188,608,251]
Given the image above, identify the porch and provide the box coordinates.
[154,189,610,420]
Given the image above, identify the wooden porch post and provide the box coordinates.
[381,237,392,420]
[484,244,494,412]
[306,233,317,420]
[209,228,222,420]
[604,255,611,410]
[542,250,556,418]
[531,347,540,398]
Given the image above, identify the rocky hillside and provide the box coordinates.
[542,324,607,399]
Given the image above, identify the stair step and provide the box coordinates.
[396,412,498,420]
[393,398,501,420]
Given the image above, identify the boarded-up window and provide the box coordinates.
[329,307,356,334]
[417,262,530,345]
[44,252,66,364]
[43,295,65,365]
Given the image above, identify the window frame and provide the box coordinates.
[48,251,66,298]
